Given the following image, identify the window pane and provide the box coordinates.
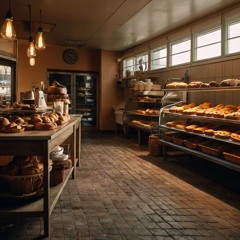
[196,43,221,60]
[151,58,167,70]
[229,22,240,38]
[171,52,190,65]
[159,58,167,68]
[135,54,148,71]
[228,38,240,54]
[152,50,160,59]
[151,47,167,70]
[172,40,190,54]
[159,48,167,57]
[197,29,221,47]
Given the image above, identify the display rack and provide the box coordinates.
[123,90,164,144]
[158,85,240,172]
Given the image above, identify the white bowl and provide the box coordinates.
[50,146,64,156]
[50,153,69,162]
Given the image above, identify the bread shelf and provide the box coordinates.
[123,91,162,144]
[162,86,240,92]
[160,140,240,172]
[160,125,240,146]
[159,81,240,172]
[125,110,159,117]
[162,110,240,125]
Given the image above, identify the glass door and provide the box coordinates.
[74,73,97,128]
[0,58,16,106]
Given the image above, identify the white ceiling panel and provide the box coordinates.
[0,0,239,51]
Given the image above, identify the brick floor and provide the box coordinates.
[0,132,240,239]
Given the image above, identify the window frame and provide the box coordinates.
[150,46,167,70]
[193,26,222,62]
[134,52,149,73]
[225,19,240,55]
[169,38,191,66]
[122,57,134,78]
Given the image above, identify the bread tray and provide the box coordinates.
[199,140,232,157]
[162,131,177,142]
[171,133,192,146]
[223,151,240,165]
[183,137,209,150]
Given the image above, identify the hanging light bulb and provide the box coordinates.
[27,37,37,57]
[29,57,35,66]
[1,0,16,40]
[26,5,37,61]
[35,9,46,50]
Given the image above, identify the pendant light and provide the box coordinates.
[35,9,46,50]
[0,0,16,40]
[27,5,36,60]
[29,57,35,66]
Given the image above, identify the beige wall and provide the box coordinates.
[99,50,124,130]
[17,43,100,99]
[16,43,122,131]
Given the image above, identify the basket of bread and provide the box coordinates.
[0,156,51,195]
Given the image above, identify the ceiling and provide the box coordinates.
[0,0,239,52]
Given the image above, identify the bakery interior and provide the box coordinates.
[0,0,240,239]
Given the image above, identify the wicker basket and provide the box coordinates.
[0,173,43,195]
[149,134,162,155]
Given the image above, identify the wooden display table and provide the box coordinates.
[0,115,81,237]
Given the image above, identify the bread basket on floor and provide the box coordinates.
[0,172,44,195]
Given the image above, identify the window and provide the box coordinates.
[195,27,221,61]
[122,58,134,78]
[226,20,240,54]
[135,53,148,72]
[151,46,167,70]
[170,38,191,66]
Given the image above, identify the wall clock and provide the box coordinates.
[63,49,78,64]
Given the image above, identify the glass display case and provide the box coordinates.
[0,58,16,106]
[158,82,240,172]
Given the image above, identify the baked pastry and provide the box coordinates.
[225,112,240,120]
[204,129,215,136]
[175,124,186,130]
[193,126,209,134]
[188,81,202,88]
[34,122,57,130]
[0,117,10,129]
[214,130,231,139]
[220,79,239,87]
[209,81,219,87]
[166,120,186,128]
[230,133,240,142]
[185,124,198,132]
[11,116,25,124]
[200,83,209,88]
[166,82,188,89]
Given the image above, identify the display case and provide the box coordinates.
[0,58,16,106]
[158,82,240,172]
[123,90,164,144]
[74,74,97,129]
[48,71,98,130]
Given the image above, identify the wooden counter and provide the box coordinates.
[0,115,82,237]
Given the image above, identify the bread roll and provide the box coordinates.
[34,122,57,130]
